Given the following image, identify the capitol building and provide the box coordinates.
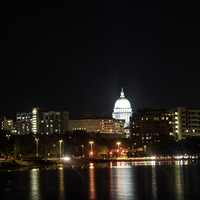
[112,88,133,128]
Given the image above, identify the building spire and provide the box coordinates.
[120,88,125,98]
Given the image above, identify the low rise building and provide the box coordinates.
[69,117,124,134]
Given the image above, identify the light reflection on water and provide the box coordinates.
[89,163,96,200]
[30,168,40,200]
[151,164,158,200]
[175,164,184,200]
[109,162,137,200]
[3,161,200,200]
[86,161,195,200]
[58,167,65,200]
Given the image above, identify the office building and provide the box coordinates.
[131,109,173,147]
[16,107,69,135]
[40,111,69,135]
[171,107,200,140]
[16,112,32,135]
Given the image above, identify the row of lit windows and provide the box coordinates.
[140,117,169,121]
[132,133,160,136]
[73,128,87,131]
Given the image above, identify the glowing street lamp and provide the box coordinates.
[59,139,64,159]
[116,142,121,150]
[35,138,39,158]
[116,142,121,156]
[81,144,85,157]
[89,141,94,157]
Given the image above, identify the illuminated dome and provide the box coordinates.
[112,88,132,127]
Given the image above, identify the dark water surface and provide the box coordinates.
[1,161,200,200]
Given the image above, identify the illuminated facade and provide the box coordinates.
[171,107,200,140]
[69,118,124,134]
[32,107,40,134]
[16,108,69,135]
[112,88,132,128]
[1,117,14,133]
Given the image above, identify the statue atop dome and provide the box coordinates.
[120,88,125,98]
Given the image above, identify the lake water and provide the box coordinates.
[1,161,200,200]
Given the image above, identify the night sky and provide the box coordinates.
[1,1,200,117]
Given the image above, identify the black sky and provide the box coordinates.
[1,0,200,117]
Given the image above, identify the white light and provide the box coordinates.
[174,155,183,160]
[32,108,38,115]
[150,156,156,160]
[62,156,71,162]
[32,168,39,172]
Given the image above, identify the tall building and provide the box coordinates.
[131,109,173,147]
[40,111,69,135]
[171,107,200,140]
[112,88,133,128]
[16,112,32,135]
[16,108,69,135]
[69,117,125,134]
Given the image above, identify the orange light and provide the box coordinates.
[89,151,94,156]
[89,163,94,169]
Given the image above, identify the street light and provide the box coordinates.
[89,141,94,157]
[116,142,121,156]
[35,138,39,158]
[81,144,85,158]
[59,139,63,159]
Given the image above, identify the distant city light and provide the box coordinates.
[89,141,94,145]
[62,156,71,162]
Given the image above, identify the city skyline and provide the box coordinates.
[1,1,200,200]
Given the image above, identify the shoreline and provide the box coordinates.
[1,156,200,170]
